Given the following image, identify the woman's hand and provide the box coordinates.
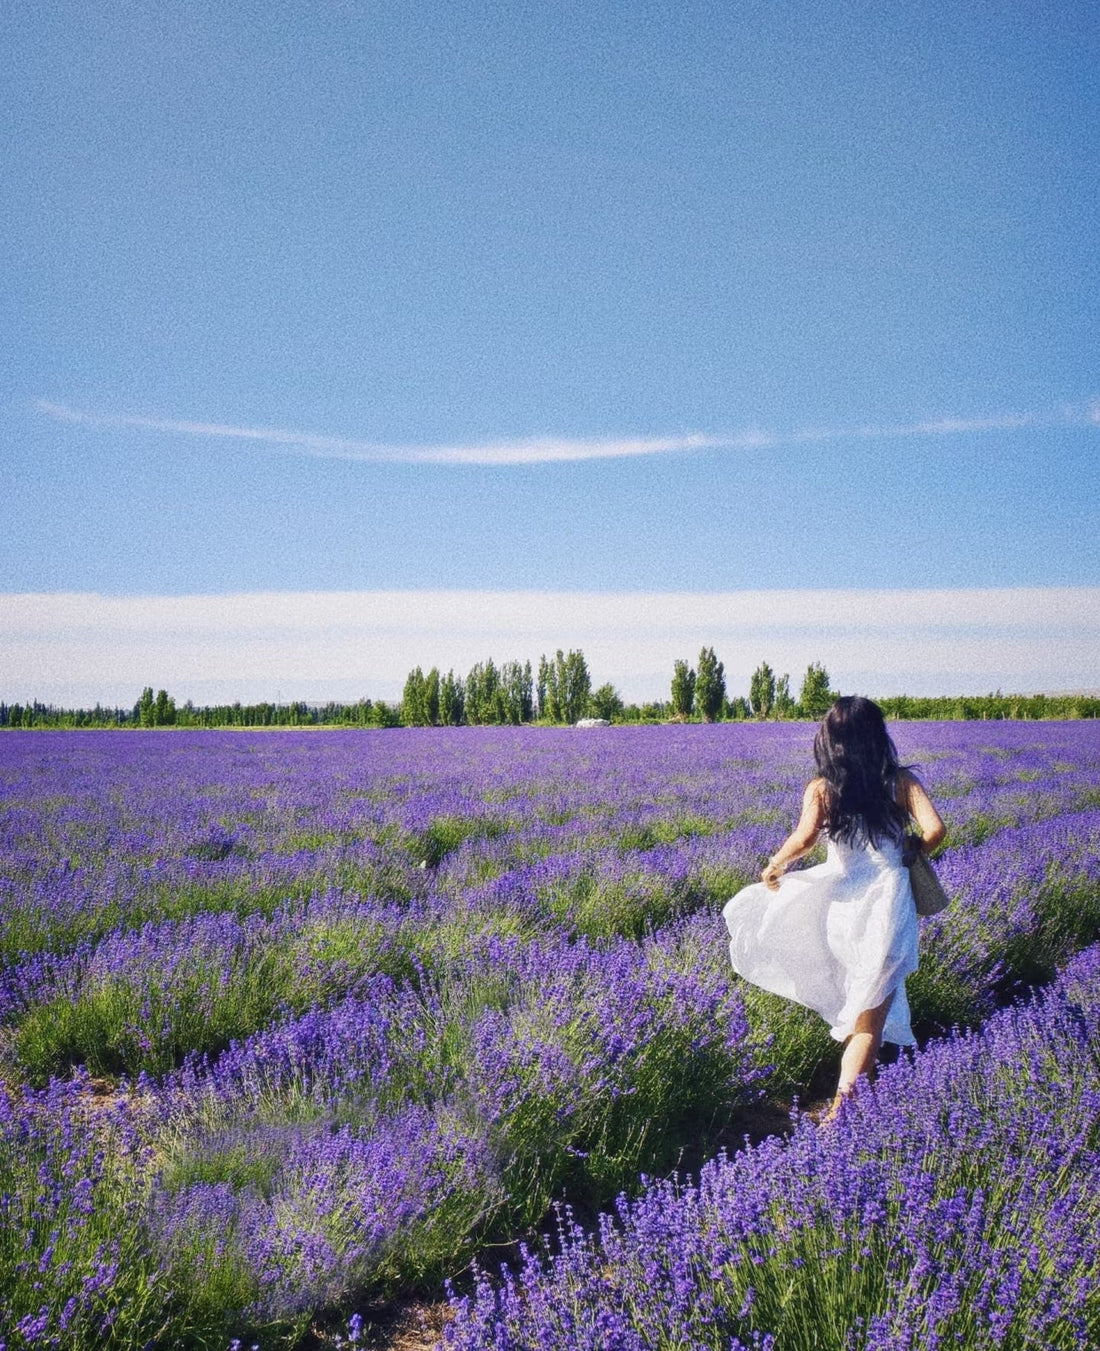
[761,780,825,891]
[761,858,785,891]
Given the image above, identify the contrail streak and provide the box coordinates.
[35,399,1096,466]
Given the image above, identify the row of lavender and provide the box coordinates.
[444,940,1100,1351]
[1,723,1099,1346]
[4,722,1096,959]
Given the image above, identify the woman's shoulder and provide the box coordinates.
[796,778,829,831]
[892,766,926,809]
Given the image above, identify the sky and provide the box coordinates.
[3,1,1098,705]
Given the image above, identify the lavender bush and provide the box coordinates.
[0,1072,169,1347]
[444,941,1100,1350]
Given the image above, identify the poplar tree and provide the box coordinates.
[153,689,176,726]
[136,687,156,727]
[798,662,835,718]
[536,657,549,720]
[465,659,501,724]
[500,660,534,724]
[557,649,592,724]
[538,654,561,722]
[521,658,534,722]
[694,647,726,722]
[424,667,440,726]
[749,661,776,719]
[401,667,429,725]
[465,662,485,724]
[774,673,796,719]
[540,649,591,723]
[670,660,696,720]
[439,670,464,725]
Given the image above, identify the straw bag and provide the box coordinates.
[908,850,949,917]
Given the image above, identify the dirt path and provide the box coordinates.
[334,1301,449,1351]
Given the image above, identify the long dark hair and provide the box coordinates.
[813,696,909,847]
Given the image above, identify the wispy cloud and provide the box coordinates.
[35,403,725,465]
[35,399,1097,466]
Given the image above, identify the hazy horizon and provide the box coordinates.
[4,585,1098,708]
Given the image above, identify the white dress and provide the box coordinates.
[722,833,918,1045]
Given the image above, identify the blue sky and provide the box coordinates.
[3,2,1098,702]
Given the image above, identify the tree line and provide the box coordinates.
[3,651,1098,729]
[398,650,618,726]
[0,692,400,730]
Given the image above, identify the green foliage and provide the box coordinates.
[430,938,754,1224]
[464,659,501,725]
[456,656,537,724]
[774,672,796,718]
[589,681,624,721]
[749,661,775,718]
[401,666,432,726]
[439,669,465,725]
[133,687,177,727]
[10,951,289,1084]
[617,700,670,723]
[178,697,397,728]
[670,659,696,720]
[877,691,1100,721]
[155,1216,269,1346]
[540,649,592,724]
[540,868,690,940]
[535,657,549,719]
[905,960,984,1033]
[997,874,1100,992]
[409,814,508,867]
[499,659,534,724]
[401,666,442,726]
[694,646,726,722]
[135,686,155,727]
[424,667,440,725]
[7,676,1100,731]
[798,661,836,718]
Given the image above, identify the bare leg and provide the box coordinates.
[824,996,892,1120]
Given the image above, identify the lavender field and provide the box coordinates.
[1,722,1099,1349]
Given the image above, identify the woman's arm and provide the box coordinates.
[761,779,827,891]
[897,769,946,853]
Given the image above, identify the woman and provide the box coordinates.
[723,696,945,1117]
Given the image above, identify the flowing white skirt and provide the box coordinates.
[722,837,919,1045]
